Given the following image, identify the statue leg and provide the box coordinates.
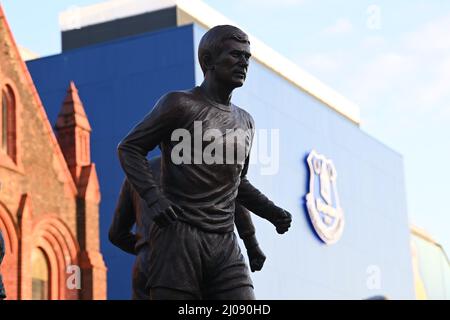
[145,222,203,299]
[132,253,150,300]
[149,287,198,300]
[205,285,255,300]
[202,232,254,300]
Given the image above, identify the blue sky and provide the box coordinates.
[2,0,450,253]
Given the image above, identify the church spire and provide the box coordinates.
[55,81,92,183]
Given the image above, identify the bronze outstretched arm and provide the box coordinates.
[234,203,266,272]
[237,158,292,234]
[108,179,138,255]
[117,93,183,227]
[117,94,176,207]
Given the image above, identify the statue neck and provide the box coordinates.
[200,80,233,106]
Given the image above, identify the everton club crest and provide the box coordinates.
[306,150,344,244]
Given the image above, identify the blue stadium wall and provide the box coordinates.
[27,23,415,299]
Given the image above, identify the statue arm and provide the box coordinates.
[237,176,279,221]
[234,203,266,272]
[234,203,257,247]
[237,155,280,221]
[109,179,138,255]
[237,157,292,234]
[117,92,182,209]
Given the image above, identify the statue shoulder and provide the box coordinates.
[233,104,255,128]
[158,90,197,109]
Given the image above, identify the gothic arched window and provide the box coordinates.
[31,248,50,300]
[1,90,7,153]
[1,86,16,161]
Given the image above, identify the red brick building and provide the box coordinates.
[0,6,106,299]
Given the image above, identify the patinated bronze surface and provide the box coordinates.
[109,156,267,299]
[117,25,292,300]
[0,230,6,300]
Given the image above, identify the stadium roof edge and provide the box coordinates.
[59,0,361,124]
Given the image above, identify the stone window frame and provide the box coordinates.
[31,247,50,300]
[0,79,23,173]
[1,84,16,158]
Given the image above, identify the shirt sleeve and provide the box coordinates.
[237,176,284,222]
[117,92,183,208]
[108,179,137,255]
[234,203,256,239]
[237,114,284,221]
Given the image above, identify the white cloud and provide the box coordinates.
[399,14,450,109]
[240,0,306,8]
[404,14,450,52]
[352,53,415,103]
[417,57,450,105]
[362,35,386,50]
[300,53,341,74]
[323,18,353,35]
[289,13,450,126]
[341,14,450,118]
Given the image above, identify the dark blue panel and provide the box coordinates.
[27,24,196,299]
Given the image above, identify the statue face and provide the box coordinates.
[212,39,251,89]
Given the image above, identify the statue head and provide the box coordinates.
[198,25,251,88]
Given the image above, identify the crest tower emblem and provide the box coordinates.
[306,150,344,244]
